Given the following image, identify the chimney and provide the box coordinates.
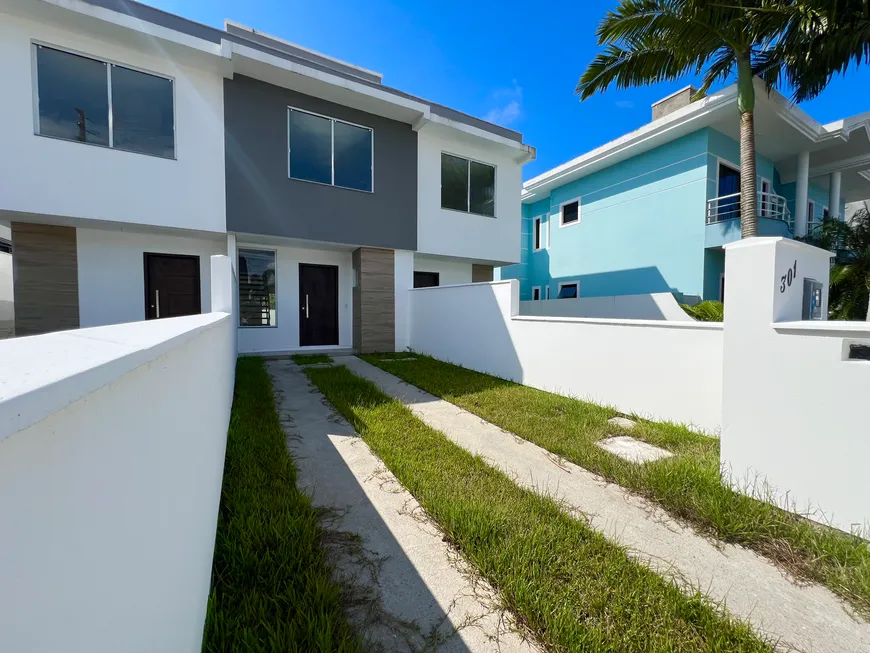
[652,86,699,121]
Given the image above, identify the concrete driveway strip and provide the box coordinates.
[340,356,870,653]
[265,360,538,653]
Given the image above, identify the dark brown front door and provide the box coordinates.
[144,253,201,320]
[299,263,338,347]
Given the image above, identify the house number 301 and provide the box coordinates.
[780,260,797,293]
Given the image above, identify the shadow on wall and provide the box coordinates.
[519,291,693,321]
[550,267,690,300]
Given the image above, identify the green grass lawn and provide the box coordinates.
[290,353,334,365]
[306,364,772,652]
[202,358,361,653]
[362,353,870,618]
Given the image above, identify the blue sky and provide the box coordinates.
[148,0,869,180]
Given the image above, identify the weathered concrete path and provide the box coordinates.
[341,356,870,653]
[266,359,537,653]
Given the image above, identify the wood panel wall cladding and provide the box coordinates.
[12,223,80,336]
[352,247,395,353]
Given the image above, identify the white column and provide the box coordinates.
[829,171,842,220]
[393,250,414,352]
[794,151,810,236]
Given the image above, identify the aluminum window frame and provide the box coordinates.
[440,151,497,218]
[31,40,177,160]
[237,246,279,329]
[533,216,542,251]
[287,106,375,194]
[532,286,541,301]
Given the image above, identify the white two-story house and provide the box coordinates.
[0,0,534,353]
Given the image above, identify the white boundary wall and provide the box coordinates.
[410,280,723,431]
[0,256,236,653]
[721,239,870,535]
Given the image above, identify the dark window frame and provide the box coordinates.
[287,106,374,193]
[413,271,440,289]
[560,200,580,226]
[238,248,278,328]
[32,42,176,160]
[440,152,496,217]
[557,282,578,299]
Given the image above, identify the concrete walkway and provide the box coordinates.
[341,356,870,653]
[266,359,537,653]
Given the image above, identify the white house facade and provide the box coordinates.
[0,0,534,352]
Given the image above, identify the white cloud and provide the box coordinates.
[484,81,523,126]
[615,100,635,109]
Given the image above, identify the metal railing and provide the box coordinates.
[706,191,793,231]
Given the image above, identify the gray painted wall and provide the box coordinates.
[224,75,418,250]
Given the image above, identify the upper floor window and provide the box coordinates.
[441,153,495,217]
[561,200,580,226]
[34,44,175,159]
[288,108,373,192]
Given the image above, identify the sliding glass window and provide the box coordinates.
[34,44,175,158]
[440,153,495,217]
[288,108,373,192]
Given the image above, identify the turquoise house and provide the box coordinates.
[500,82,870,303]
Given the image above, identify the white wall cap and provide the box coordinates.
[0,313,229,443]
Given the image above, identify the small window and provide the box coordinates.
[532,286,541,301]
[557,283,578,299]
[34,44,175,158]
[561,200,580,226]
[441,153,495,217]
[413,271,440,288]
[533,217,542,251]
[288,108,373,192]
[546,286,550,300]
[238,249,276,327]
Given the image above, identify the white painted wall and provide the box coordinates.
[410,280,723,431]
[721,238,870,535]
[0,256,235,653]
[414,253,473,286]
[520,292,694,321]
[395,249,414,351]
[417,122,522,265]
[236,243,353,354]
[0,7,226,232]
[77,227,226,328]
[0,252,13,337]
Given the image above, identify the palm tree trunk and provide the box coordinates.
[739,112,758,238]
[737,55,758,239]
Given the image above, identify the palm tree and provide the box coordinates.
[756,0,870,103]
[800,208,870,320]
[576,0,793,238]
[577,0,794,239]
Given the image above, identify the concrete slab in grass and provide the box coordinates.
[608,416,637,430]
[596,436,673,464]
[341,356,870,653]
[266,360,537,653]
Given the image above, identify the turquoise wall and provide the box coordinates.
[522,130,711,301]
[501,126,844,303]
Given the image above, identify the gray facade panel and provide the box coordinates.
[224,76,417,250]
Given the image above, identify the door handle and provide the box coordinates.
[305,294,309,318]
[155,289,160,318]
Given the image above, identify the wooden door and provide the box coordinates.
[144,253,201,320]
[299,263,339,346]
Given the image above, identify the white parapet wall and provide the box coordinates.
[0,256,236,653]
[721,238,870,535]
[410,280,723,432]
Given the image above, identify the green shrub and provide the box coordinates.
[681,300,724,322]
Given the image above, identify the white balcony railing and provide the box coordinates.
[706,191,793,232]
